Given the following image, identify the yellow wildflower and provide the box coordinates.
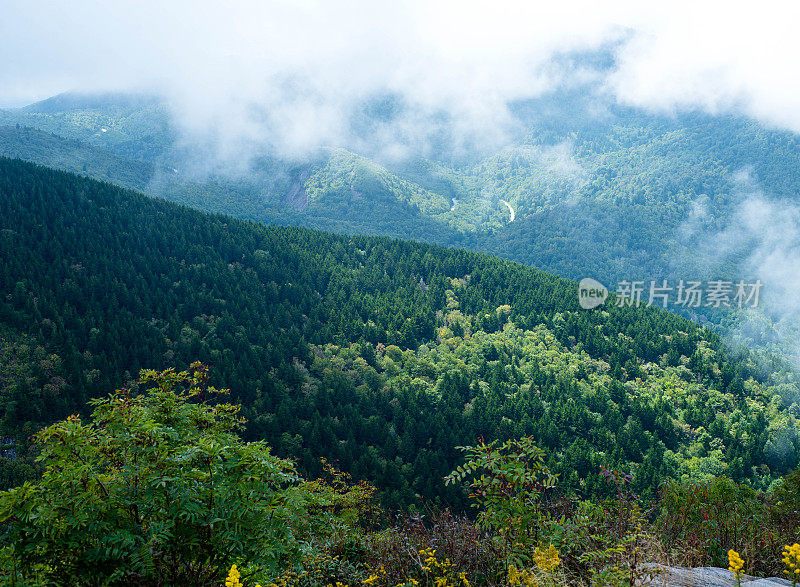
[225,565,243,587]
[532,544,561,572]
[728,549,744,583]
[783,544,800,585]
[507,565,537,587]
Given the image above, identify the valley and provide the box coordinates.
[1,80,800,584]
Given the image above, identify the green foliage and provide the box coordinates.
[0,157,798,510]
[0,326,63,489]
[774,466,800,525]
[446,438,654,584]
[9,92,800,370]
[2,368,800,584]
[361,510,497,586]
[295,458,379,546]
[0,92,172,162]
[0,363,302,585]
[0,125,153,192]
[445,437,557,559]
[7,91,800,584]
[657,476,796,576]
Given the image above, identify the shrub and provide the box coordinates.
[0,363,302,585]
[444,436,558,564]
[363,510,498,586]
[657,476,776,574]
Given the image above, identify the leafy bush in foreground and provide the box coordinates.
[0,364,305,585]
[3,363,800,585]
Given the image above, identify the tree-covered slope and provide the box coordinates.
[0,92,172,162]
[0,125,154,191]
[6,93,800,298]
[2,157,799,507]
[470,111,800,282]
[153,148,478,246]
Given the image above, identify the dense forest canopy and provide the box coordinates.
[4,91,800,369]
[1,157,798,511]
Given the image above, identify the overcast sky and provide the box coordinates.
[2,0,800,157]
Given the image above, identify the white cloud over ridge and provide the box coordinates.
[2,0,800,160]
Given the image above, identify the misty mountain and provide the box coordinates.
[4,89,800,368]
[0,91,172,162]
[2,156,797,506]
[0,125,153,191]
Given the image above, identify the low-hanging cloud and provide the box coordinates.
[609,3,800,130]
[673,168,800,370]
[2,0,800,165]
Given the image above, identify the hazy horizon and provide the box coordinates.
[4,1,800,149]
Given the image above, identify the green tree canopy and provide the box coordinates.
[0,363,302,585]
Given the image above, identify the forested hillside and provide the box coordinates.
[1,157,798,509]
[4,92,800,368]
[0,125,153,191]
[0,92,172,162]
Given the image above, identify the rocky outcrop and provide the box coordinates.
[638,564,791,586]
[283,169,310,211]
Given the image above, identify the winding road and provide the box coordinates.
[500,199,515,222]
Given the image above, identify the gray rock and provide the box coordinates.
[638,564,791,586]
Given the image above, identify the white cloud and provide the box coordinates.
[2,0,800,160]
[609,2,800,130]
[672,168,800,368]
